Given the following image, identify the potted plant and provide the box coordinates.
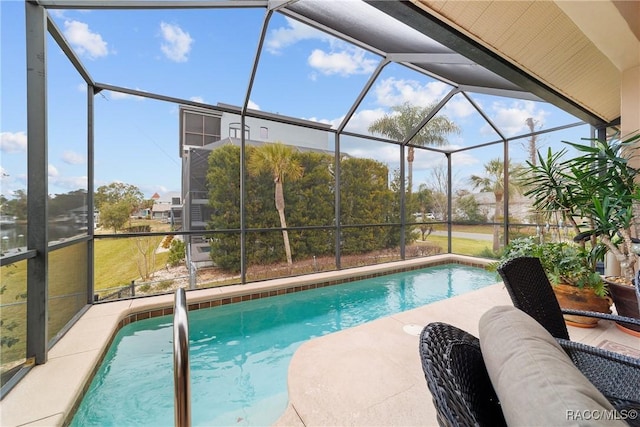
[520,131,640,333]
[493,237,610,327]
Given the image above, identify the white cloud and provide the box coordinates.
[109,90,144,101]
[160,22,193,63]
[266,17,329,54]
[190,96,204,103]
[0,132,27,153]
[308,47,377,76]
[308,108,386,134]
[63,20,108,59]
[0,169,27,195]
[484,100,548,137]
[139,184,170,196]
[50,175,88,191]
[48,164,59,178]
[267,17,378,78]
[49,10,67,19]
[343,109,387,134]
[412,153,457,174]
[247,100,260,110]
[342,141,399,165]
[374,78,450,108]
[77,83,88,93]
[62,151,85,165]
[442,97,476,119]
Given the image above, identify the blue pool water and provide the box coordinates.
[71,264,497,426]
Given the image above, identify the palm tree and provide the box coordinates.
[368,102,460,193]
[470,158,522,252]
[248,142,303,267]
[414,183,433,240]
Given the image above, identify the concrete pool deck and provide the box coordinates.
[1,255,639,426]
[275,283,640,426]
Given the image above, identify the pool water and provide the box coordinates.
[70,264,497,426]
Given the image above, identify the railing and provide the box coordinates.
[173,288,191,427]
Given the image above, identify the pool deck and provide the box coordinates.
[274,284,639,427]
[2,255,639,427]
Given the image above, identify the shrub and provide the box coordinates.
[167,239,186,267]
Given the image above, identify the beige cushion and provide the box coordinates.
[479,306,625,426]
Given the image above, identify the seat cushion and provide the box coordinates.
[479,305,624,426]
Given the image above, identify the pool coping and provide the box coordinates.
[0,254,492,427]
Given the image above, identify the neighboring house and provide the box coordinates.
[179,104,332,268]
[131,208,151,218]
[151,203,172,222]
[472,191,532,223]
[150,192,180,223]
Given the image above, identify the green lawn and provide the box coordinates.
[1,222,171,377]
[419,234,495,257]
[94,236,169,290]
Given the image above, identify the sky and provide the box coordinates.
[0,0,591,200]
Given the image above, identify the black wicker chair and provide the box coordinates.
[497,256,640,339]
[559,338,640,412]
[418,322,506,427]
[419,322,640,427]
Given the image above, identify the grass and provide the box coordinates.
[1,220,171,378]
[418,235,495,257]
[94,237,169,290]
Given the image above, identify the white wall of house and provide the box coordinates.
[220,113,330,151]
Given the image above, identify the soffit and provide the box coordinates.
[411,0,624,124]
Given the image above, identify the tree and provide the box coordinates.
[368,102,460,193]
[99,200,130,233]
[470,158,522,252]
[49,189,86,218]
[286,152,335,258]
[131,236,157,281]
[423,164,449,221]
[95,182,144,227]
[413,183,434,240]
[1,190,27,220]
[167,238,186,267]
[206,146,401,271]
[340,157,394,253]
[247,142,303,267]
[207,145,242,271]
[140,198,155,219]
[524,117,544,166]
[454,191,486,223]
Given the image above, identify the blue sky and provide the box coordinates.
[1,1,590,200]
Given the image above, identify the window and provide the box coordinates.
[229,122,250,139]
[182,110,221,151]
[260,126,268,140]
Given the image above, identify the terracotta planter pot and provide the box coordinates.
[604,278,640,335]
[552,283,611,328]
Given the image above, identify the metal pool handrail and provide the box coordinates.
[173,288,191,427]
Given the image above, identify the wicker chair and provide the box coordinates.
[559,338,640,412]
[419,322,640,427]
[497,256,640,339]
[418,322,506,427]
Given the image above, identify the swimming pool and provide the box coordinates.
[70,263,497,426]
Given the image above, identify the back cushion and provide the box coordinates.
[479,305,624,426]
